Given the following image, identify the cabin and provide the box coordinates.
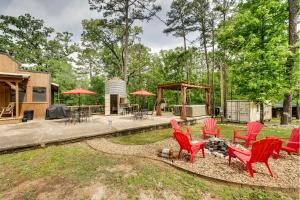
[0,52,58,124]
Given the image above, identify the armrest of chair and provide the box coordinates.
[216,127,221,137]
[234,129,246,137]
[228,145,250,155]
[185,127,192,140]
[286,141,300,145]
[234,129,247,133]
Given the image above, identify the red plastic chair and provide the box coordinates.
[228,138,282,177]
[173,130,205,163]
[170,119,192,140]
[233,121,263,147]
[280,128,300,156]
[202,118,220,139]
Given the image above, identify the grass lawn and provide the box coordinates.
[111,118,295,145]
[0,143,298,200]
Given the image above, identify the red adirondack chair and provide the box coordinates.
[233,121,263,147]
[202,118,220,139]
[228,138,282,177]
[170,119,192,140]
[173,130,205,163]
[280,128,300,155]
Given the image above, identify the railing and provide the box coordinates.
[67,105,104,115]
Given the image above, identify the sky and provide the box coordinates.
[0,0,186,53]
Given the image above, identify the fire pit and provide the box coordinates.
[204,138,229,158]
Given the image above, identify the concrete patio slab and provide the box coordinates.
[0,113,208,152]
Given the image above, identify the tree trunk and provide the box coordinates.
[220,63,225,122]
[211,19,215,116]
[296,101,300,120]
[281,93,292,124]
[123,0,129,82]
[223,63,227,118]
[89,61,92,80]
[201,21,210,114]
[281,0,297,125]
[260,102,264,124]
[201,24,210,85]
[221,1,228,121]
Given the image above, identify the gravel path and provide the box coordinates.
[87,138,299,190]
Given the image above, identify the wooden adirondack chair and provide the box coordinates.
[228,138,282,177]
[0,102,15,118]
[233,121,263,147]
[173,129,205,163]
[202,118,220,139]
[170,119,192,140]
[280,128,300,156]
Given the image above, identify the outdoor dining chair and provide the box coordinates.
[0,102,15,118]
[228,138,282,177]
[233,121,263,147]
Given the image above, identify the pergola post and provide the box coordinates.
[181,86,187,120]
[156,87,163,116]
[15,81,19,118]
[205,88,211,115]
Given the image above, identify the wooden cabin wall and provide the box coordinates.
[18,72,50,119]
[0,84,10,108]
[0,54,18,73]
[0,53,52,119]
[20,103,49,119]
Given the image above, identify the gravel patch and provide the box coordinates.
[87,138,300,189]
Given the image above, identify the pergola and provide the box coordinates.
[156,82,211,120]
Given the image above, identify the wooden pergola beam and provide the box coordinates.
[156,87,163,116]
[157,82,210,90]
[181,86,187,120]
[156,82,211,119]
[205,88,211,115]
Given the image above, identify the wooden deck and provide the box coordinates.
[0,117,21,125]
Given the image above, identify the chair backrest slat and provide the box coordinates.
[5,102,15,112]
[173,130,191,151]
[287,128,300,149]
[170,119,182,132]
[250,138,282,163]
[246,121,263,139]
[204,118,217,132]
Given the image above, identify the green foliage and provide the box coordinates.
[0,13,79,105]
[89,76,105,105]
[164,0,195,49]
[216,0,289,103]
[0,14,54,65]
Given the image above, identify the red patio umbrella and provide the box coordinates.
[130,89,155,109]
[130,89,155,96]
[62,88,96,108]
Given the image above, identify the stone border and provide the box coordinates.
[86,140,299,193]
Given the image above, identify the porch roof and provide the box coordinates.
[0,72,30,79]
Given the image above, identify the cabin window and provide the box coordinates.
[32,87,47,102]
[10,83,27,102]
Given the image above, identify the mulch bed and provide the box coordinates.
[87,137,299,190]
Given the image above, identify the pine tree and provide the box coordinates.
[89,0,161,82]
